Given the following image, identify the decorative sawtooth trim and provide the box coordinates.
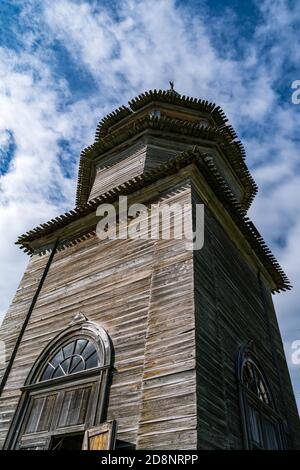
[220,139,258,210]
[76,114,256,208]
[77,89,251,208]
[94,105,132,140]
[197,154,290,292]
[128,89,227,127]
[17,147,290,293]
[218,124,238,141]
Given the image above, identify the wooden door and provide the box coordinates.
[82,421,117,450]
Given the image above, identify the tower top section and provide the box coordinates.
[76,89,257,209]
[16,89,290,293]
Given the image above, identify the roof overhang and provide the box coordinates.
[16,147,290,293]
[76,89,257,210]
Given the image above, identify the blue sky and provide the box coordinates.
[0,0,300,411]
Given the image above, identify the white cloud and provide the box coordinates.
[0,46,98,321]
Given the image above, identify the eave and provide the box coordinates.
[95,89,229,140]
[76,114,257,210]
[16,147,290,293]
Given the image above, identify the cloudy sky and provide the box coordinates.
[0,0,300,410]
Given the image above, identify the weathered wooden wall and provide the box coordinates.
[0,253,51,440]
[192,186,300,449]
[1,165,299,450]
[88,133,244,208]
[89,142,147,201]
[0,181,196,450]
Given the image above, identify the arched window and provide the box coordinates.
[5,319,112,450]
[40,338,98,381]
[237,342,285,450]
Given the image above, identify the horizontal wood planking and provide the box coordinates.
[87,133,244,205]
[0,183,196,450]
[192,187,300,449]
[1,161,299,450]
[0,252,51,442]
[145,136,244,203]
[89,143,147,201]
[0,252,51,375]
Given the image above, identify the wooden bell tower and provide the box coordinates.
[0,87,299,450]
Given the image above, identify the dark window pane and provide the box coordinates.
[241,357,284,450]
[244,362,257,393]
[69,355,82,374]
[60,357,72,374]
[49,349,64,368]
[249,406,263,446]
[81,342,96,360]
[63,341,75,359]
[263,418,280,450]
[257,378,270,405]
[52,364,66,378]
[243,360,273,406]
[85,351,97,369]
[71,357,85,373]
[39,338,98,382]
[75,339,88,355]
[40,364,54,381]
[50,433,84,450]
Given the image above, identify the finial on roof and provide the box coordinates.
[167,80,180,97]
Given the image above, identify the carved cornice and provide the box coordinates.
[128,89,228,126]
[76,113,257,209]
[16,147,289,293]
[94,89,229,140]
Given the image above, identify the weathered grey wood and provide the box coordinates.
[0,183,197,450]
[88,134,244,205]
[0,91,299,450]
[192,187,300,449]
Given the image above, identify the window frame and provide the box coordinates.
[39,337,99,382]
[4,320,112,450]
[237,342,286,450]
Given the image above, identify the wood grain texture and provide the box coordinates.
[88,134,244,206]
[0,252,51,442]
[89,143,147,201]
[192,186,300,449]
[1,158,299,449]
[0,183,196,450]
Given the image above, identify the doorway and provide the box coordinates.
[50,432,84,450]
